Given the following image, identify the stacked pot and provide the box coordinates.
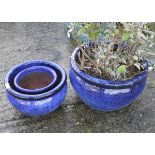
[5,60,67,116]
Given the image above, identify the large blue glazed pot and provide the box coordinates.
[5,60,67,116]
[69,47,149,111]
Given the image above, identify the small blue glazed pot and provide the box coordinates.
[14,66,57,94]
[69,47,149,111]
[5,60,67,116]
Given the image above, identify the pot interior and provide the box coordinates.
[19,72,53,90]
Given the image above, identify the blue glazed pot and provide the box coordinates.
[5,60,67,116]
[69,47,149,111]
[14,66,57,94]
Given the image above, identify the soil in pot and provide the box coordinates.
[19,72,53,90]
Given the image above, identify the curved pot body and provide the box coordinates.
[69,47,149,111]
[6,84,67,116]
[5,60,67,116]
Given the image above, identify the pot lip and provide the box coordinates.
[70,47,149,88]
[14,66,57,94]
[5,60,67,100]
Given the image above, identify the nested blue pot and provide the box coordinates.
[5,60,67,116]
[14,66,57,94]
[69,47,149,111]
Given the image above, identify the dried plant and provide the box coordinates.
[67,22,155,81]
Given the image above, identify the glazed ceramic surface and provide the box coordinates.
[14,66,57,94]
[5,60,67,116]
[69,47,149,111]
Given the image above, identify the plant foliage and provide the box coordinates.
[67,22,155,80]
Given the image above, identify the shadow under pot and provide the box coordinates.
[69,47,149,111]
[5,60,67,116]
[14,66,57,94]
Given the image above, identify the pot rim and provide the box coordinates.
[14,66,57,94]
[70,47,149,88]
[5,60,67,100]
